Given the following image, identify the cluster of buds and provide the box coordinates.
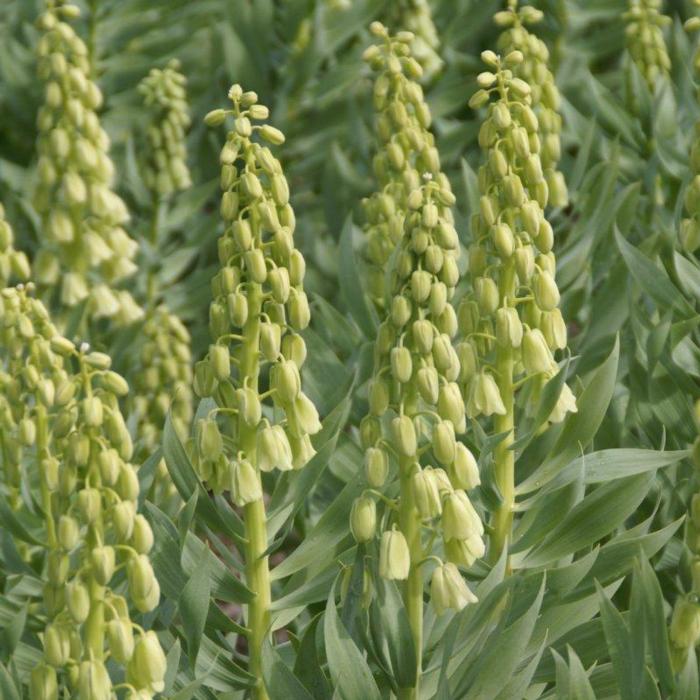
[351,175,483,618]
[196,85,321,493]
[680,4,700,252]
[201,86,319,690]
[0,285,165,699]
[32,0,142,325]
[494,1,567,208]
[0,204,30,288]
[386,0,443,80]
[138,59,192,196]
[361,24,446,310]
[623,0,671,90]
[131,306,193,507]
[465,50,576,426]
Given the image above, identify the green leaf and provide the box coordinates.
[179,554,211,666]
[0,664,20,700]
[615,226,694,317]
[0,496,41,546]
[596,582,637,700]
[262,639,315,700]
[338,215,378,338]
[635,556,674,694]
[567,647,597,700]
[324,578,382,700]
[370,577,417,689]
[522,473,653,567]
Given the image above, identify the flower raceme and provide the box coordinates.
[138,59,192,197]
[465,47,576,564]
[494,0,568,208]
[199,85,320,698]
[624,0,671,90]
[361,23,446,310]
[33,0,142,325]
[0,285,165,700]
[352,169,484,695]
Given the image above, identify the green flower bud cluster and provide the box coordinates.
[467,48,576,566]
[33,0,142,325]
[386,0,443,80]
[197,84,320,492]
[0,284,62,510]
[680,5,700,253]
[352,176,483,627]
[202,85,320,693]
[131,305,193,506]
[494,1,568,208]
[0,204,31,287]
[361,24,449,309]
[137,59,192,197]
[623,0,671,90]
[466,50,576,426]
[0,285,164,699]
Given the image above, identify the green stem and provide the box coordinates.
[489,262,516,570]
[398,456,423,699]
[239,283,270,700]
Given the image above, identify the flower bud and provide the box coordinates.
[392,415,417,457]
[379,528,410,580]
[411,270,432,303]
[129,631,167,694]
[540,308,567,350]
[451,444,480,490]
[274,359,301,403]
[209,344,230,381]
[44,624,70,667]
[107,618,134,664]
[670,598,700,649]
[113,499,137,541]
[364,447,388,487]
[350,496,377,543]
[442,491,483,542]
[78,487,102,523]
[66,579,91,622]
[236,386,262,427]
[495,306,523,348]
[431,562,477,615]
[474,276,499,316]
[197,418,223,461]
[292,393,322,435]
[515,245,535,283]
[467,371,506,417]
[533,270,560,311]
[390,346,413,383]
[493,222,514,258]
[193,359,216,397]
[391,295,412,327]
[132,515,154,554]
[230,458,262,506]
[522,328,554,374]
[417,366,439,405]
[58,515,79,550]
[127,554,161,612]
[412,468,443,520]
[445,533,486,567]
[412,319,434,355]
[433,420,456,465]
[31,664,58,700]
[90,545,116,585]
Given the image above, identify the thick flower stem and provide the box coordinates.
[239,282,271,700]
[489,262,516,570]
[398,457,423,700]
